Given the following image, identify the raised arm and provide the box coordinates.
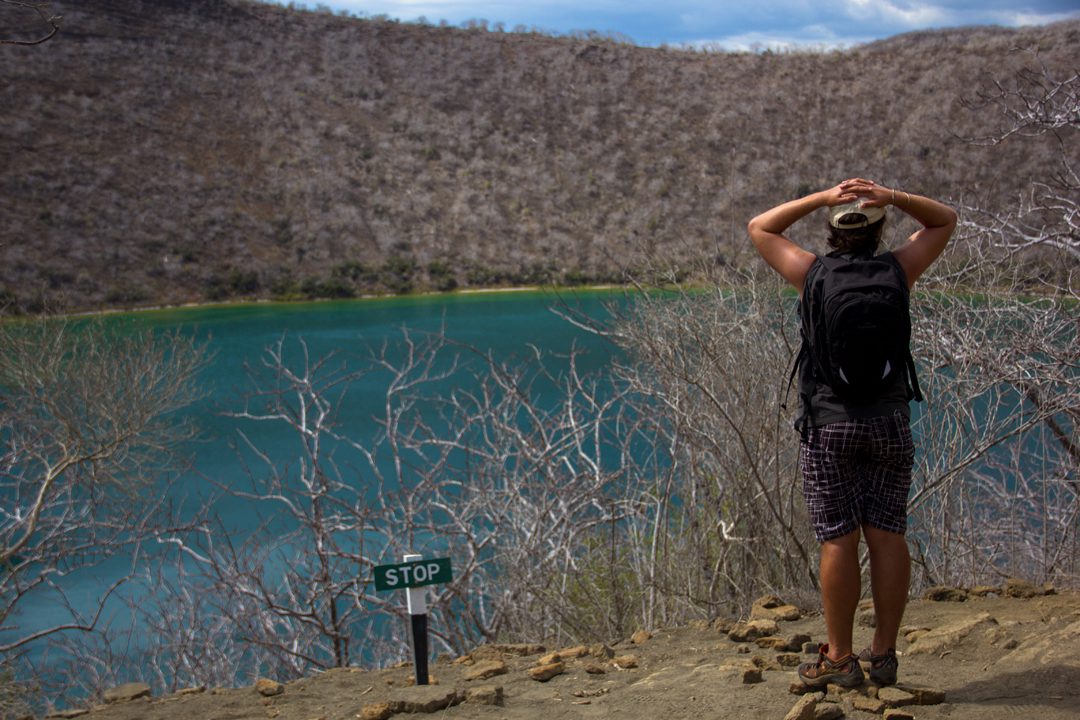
[747,181,862,293]
[854,182,958,287]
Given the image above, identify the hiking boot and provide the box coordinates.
[858,647,899,685]
[797,644,864,687]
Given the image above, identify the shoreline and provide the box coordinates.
[54,284,633,321]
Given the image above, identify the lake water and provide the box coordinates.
[11,289,624,671]
[13,288,1071,694]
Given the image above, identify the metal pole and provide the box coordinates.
[403,553,429,685]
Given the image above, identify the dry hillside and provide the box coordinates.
[1,1,1077,312]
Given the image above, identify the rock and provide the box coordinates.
[752,604,802,621]
[756,635,792,650]
[998,617,1080,666]
[392,685,461,713]
[739,666,764,684]
[631,629,653,644]
[904,628,931,643]
[784,691,823,720]
[748,654,781,671]
[969,585,999,597]
[900,685,946,705]
[470,643,544,660]
[583,662,607,674]
[815,703,844,720]
[786,633,812,651]
[464,685,504,705]
[828,682,875,699]
[689,619,710,630]
[857,608,877,627]
[754,594,784,609]
[790,680,816,695]
[883,709,916,720]
[711,617,736,634]
[923,585,968,602]
[572,687,611,699]
[750,594,802,621]
[613,654,639,669]
[907,612,998,655]
[589,642,615,659]
[255,678,284,697]
[463,659,508,681]
[499,642,545,655]
[802,641,820,654]
[103,682,152,703]
[984,625,1013,646]
[177,686,206,695]
[1004,578,1045,598]
[851,695,887,713]
[728,618,780,642]
[777,652,802,667]
[358,702,394,720]
[528,661,565,681]
[558,644,589,658]
[44,711,89,719]
[537,651,562,665]
[878,686,916,707]
[720,658,766,682]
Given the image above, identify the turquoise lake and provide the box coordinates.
[16,289,625,648]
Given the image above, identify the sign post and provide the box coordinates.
[373,554,453,686]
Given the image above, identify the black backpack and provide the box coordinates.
[791,250,923,424]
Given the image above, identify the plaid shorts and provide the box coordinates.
[799,411,914,542]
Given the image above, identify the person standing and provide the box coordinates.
[747,178,957,686]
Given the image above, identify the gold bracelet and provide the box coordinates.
[904,191,912,206]
[891,189,896,205]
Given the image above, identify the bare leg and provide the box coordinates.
[819,528,862,660]
[863,525,910,654]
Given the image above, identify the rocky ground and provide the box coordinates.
[41,580,1080,720]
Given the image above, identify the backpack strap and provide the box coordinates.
[783,344,813,440]
[880,252,925,404]
[906,353,924,402]
[787,257,824,438]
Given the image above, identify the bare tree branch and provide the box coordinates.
[0,0,60,46]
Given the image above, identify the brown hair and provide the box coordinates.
[827,215,885,255]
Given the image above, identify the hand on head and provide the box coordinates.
[838,178,893,208]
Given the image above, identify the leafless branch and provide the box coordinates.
[0,0,60,46]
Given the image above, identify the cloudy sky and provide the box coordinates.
[268,0,1080,48]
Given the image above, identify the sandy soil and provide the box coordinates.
[75,590,1080,720]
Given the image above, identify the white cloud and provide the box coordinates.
[685,28,874,53]
[986,9,1080,26]
[841,0,948,27]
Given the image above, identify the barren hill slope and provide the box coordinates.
[2,2,1078,311]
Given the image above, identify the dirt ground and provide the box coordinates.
[73,589,1080,720]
